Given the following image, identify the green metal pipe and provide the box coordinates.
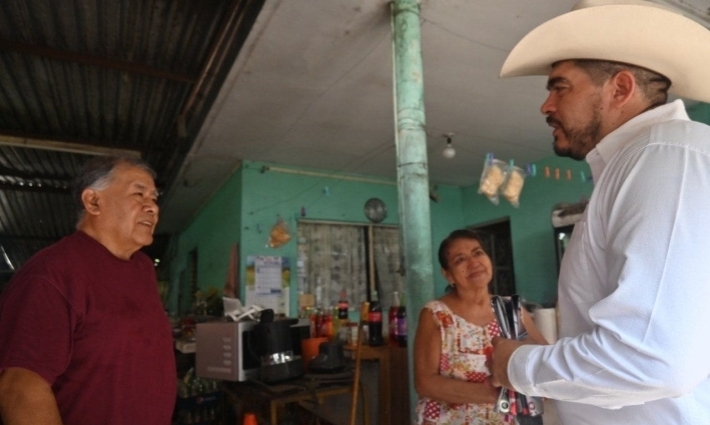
[391,0,435,415]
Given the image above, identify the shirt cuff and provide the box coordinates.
[507,344,541,395]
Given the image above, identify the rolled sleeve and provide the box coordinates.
[508,344,539,395]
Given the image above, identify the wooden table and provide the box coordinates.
[345,343,391,425]
[390,345,411,425]
[224,377,355,425]
[225,344,392,425]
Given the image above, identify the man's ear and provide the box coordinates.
[81,188,101,216]
[609,70,636,108]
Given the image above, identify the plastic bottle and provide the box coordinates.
[337,289,349,342]
[331,305,341,341]
[388,291,400,346]
[367,291,385,346]
[337,289,349,320]
[396,293,407,347]
[309,307,318,338]
[319,310,333,339]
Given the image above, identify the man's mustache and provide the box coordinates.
[546,116,562,127]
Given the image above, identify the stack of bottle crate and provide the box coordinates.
[174,368,222,425]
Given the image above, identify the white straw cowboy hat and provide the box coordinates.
[500,0,710,103]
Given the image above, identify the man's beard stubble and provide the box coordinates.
[550,109,603,161]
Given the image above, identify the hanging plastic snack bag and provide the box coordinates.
[478,155,507,205]
[267,217,291,248]
[500,165,527,208]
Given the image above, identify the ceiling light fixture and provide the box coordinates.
[442,133,456,159]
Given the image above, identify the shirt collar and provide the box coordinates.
[585,99,690,182]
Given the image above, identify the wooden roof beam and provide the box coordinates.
[0,38,197,84]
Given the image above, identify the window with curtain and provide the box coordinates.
[372,226,404,310]
[297,221,402,313]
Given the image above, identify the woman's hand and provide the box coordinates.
[488,336,531,388]
[481,376,502,404]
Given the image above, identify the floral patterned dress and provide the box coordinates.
[416,300,509,425]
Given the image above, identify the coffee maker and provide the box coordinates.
[251,309,304,383]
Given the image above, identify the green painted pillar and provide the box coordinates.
[391,0,434,416]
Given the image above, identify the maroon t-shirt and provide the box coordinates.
[0,231,176,425]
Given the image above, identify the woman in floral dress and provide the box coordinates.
[414,229,547,424]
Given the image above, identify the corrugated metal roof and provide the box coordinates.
[0,0,266,278]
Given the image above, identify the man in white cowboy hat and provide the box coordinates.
[488,0,710,424]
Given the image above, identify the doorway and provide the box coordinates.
[470,218,515,296]
[178,248,198,315]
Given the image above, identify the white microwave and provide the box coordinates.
[195,318,310,381]
[195,320,260,381]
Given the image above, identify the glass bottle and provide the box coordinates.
[396,293,407,347]
[388,291,400,346]
[337,289,349,320]
[367,291,385,346]
[336,289,349,342]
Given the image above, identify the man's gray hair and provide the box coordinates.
[72,155,156,226]
[572,59,671,109]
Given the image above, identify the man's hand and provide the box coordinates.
[489,336,530,389]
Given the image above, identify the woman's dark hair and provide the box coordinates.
[72,155,156,225]
[437,228,487,270]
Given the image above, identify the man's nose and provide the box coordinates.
[144,199,159,215]
[540,94,555,115]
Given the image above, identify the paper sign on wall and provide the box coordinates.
[245,256,290,316]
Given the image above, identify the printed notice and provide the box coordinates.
[255,256,282,294]
[245,256,290,316]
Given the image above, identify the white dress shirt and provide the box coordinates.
[509,100,710,424]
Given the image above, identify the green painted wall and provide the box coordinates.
[168,168,243,312]
[428,184,466,297]
[168,157,593,312]
[688,102,710,123]
[239,161,467,315]
[168,160,466,315]
[463,156,594,306]
[240,161,400,315]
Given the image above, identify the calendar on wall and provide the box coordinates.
[245,255,290,316]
